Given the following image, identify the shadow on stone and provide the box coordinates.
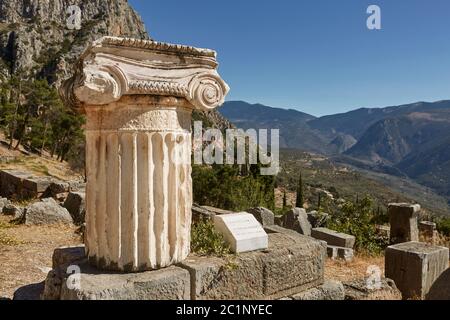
[13,281,44,300]
[426,268,450,300]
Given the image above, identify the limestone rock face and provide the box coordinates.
[24,198,73,225]
[0,0,148,83]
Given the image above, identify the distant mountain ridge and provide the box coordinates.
[219,100,450,201]
[219,101,329,153]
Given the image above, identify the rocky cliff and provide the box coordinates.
[0,0,148,84]
[0,0,230,130]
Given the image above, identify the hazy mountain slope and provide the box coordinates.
[345,110,450,164]
[220,99,450,203]
[397,137,450,198]
[328,134,357,153]
[219,101,331,153]
[278,149,450,216]
[309,100,450,140]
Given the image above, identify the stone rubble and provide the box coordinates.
[24,198,73,225]
[279,207,312,236]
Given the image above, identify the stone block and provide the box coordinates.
[264,225,307,238]
[213,212,268,253]
[63,191,86,225]
[327,245,354,262]
[307,210,329,228]
[192,204,216,222]
[419,221,436,238]
[179,232,326,300]
[280,208,311,236]
[388,203,420,244]
[60,263,191,300]
[201,206,234,215]
[246,207,275,226]
[0,169,56,200]
[52,245,86,269]
[311,227,355,248]
[427,268,450,300]
[43,246,190,300]
[375,225,390,237]
[385,241,449,299]
[22,177,53,194]
[292,280,344,300]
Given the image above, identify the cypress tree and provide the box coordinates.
[296,173,304,208]
[317,193,322,212]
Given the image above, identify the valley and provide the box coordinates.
[220,100,450,216]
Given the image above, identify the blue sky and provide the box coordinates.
[129,0,450,116]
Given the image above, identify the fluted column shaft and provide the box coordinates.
[84,96,192,271]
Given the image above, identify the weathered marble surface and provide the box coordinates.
[60,37,229,271]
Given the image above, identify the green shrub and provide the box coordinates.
[192,164,275,212]
[436,217,450,236]
[191,218,230,257]
[327,196,389,255]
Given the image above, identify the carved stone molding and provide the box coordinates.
[60,36,230,112]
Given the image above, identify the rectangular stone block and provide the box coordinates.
[0,169,53,199]
[419,221,436,239]
[311,228,355,248]
[213,212,268,253]
[179,232,326,300]
[388,203,420,244]
[327,245,354,262]
[52,245,86,269]
[385,241,449,299]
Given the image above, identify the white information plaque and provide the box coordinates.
[213,213,269,253]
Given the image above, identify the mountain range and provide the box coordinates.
[219,100,450,203]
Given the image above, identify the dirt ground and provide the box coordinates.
[325,255,385,283]
[0,215,82,299]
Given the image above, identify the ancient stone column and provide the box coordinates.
[60,37,229,271]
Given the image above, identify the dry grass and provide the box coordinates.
[0,216,82,299]
[325,254,385,283]
[0,134,83,181]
